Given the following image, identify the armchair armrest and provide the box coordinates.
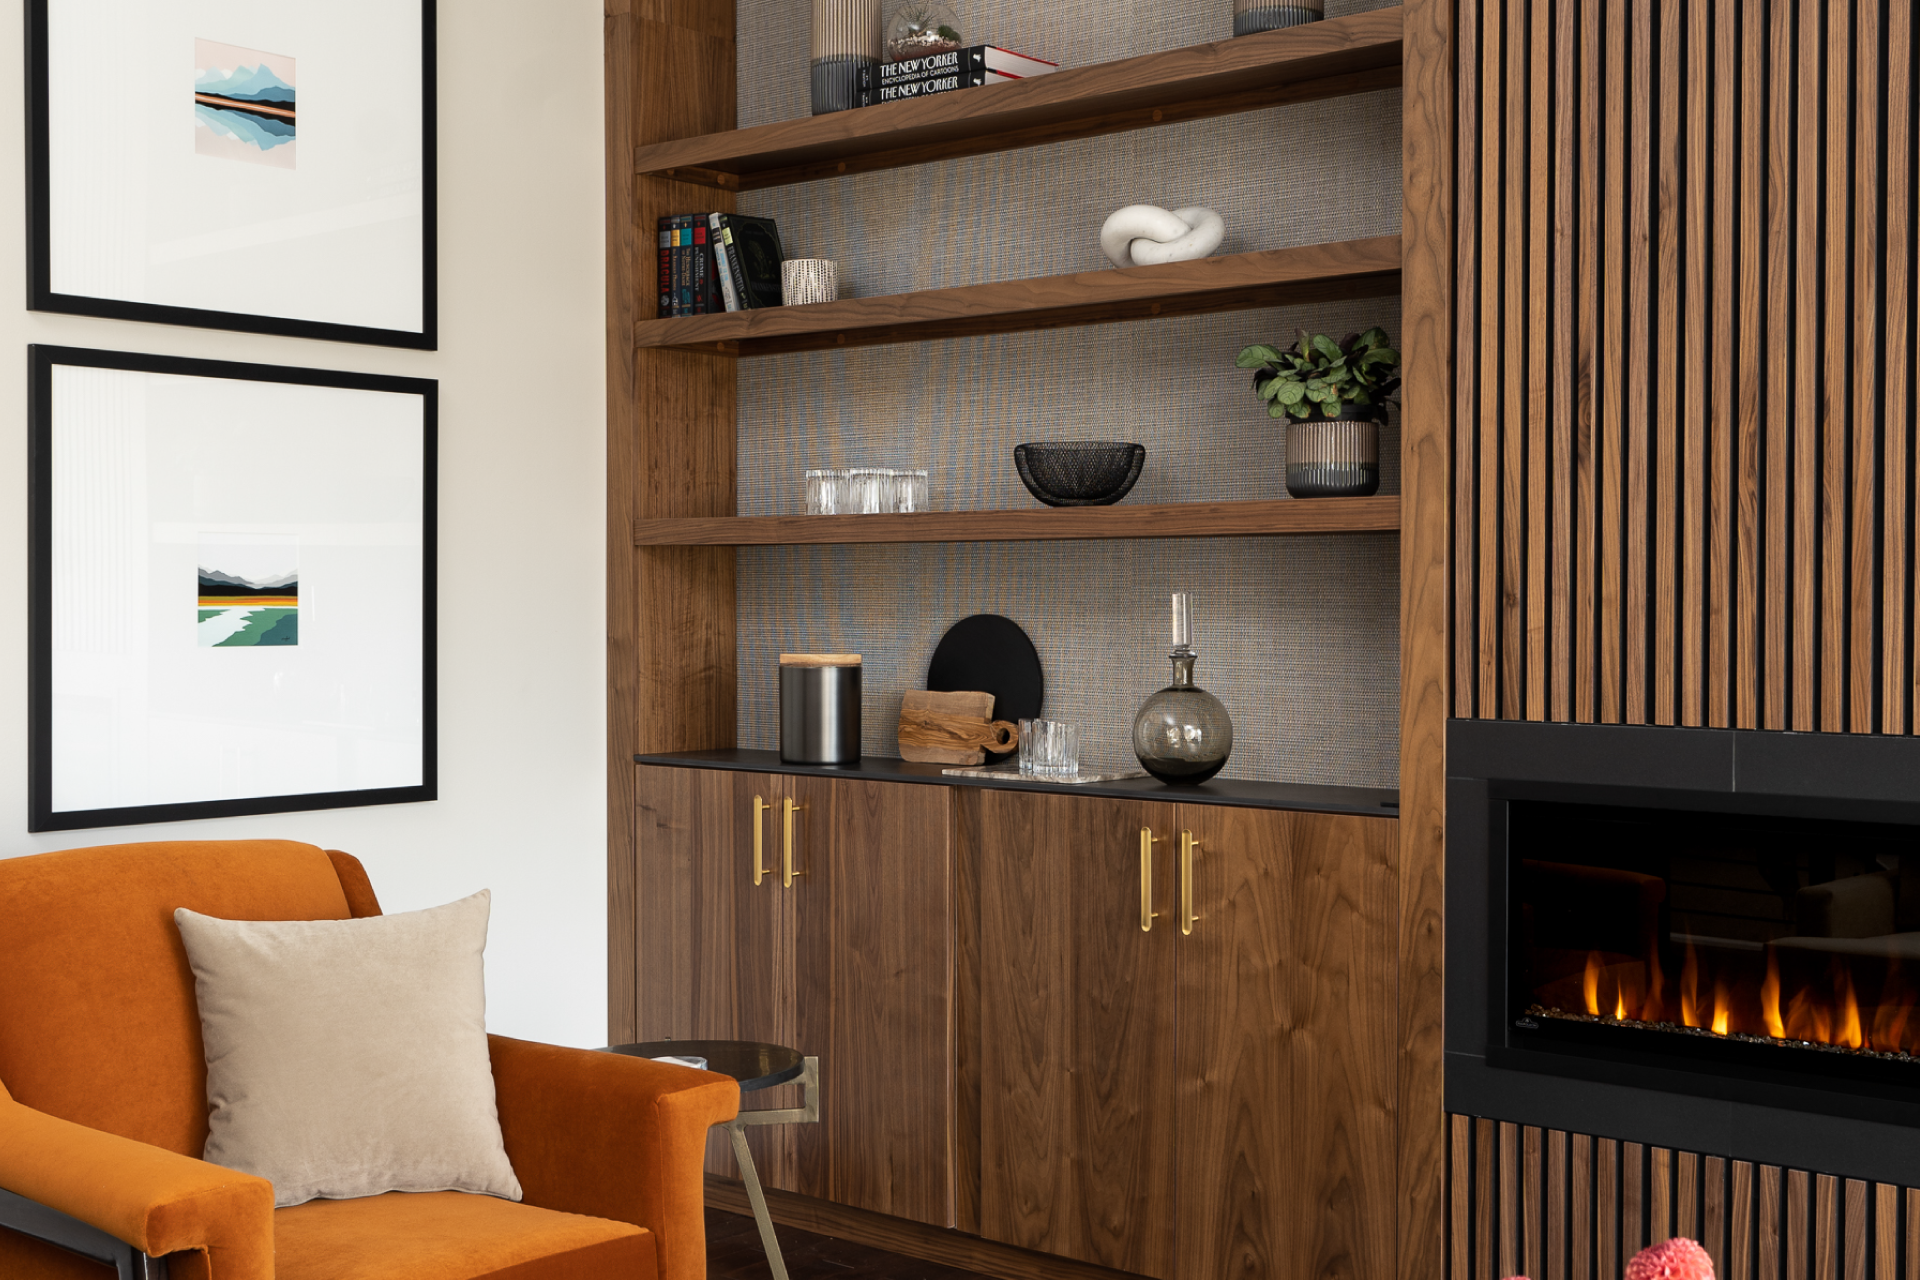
[0,1088,273,1280]
[488,1035,739,1280]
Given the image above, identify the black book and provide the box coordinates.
[670,214,695,317]
[656,217,674,318]
[719,215,785,309]
[860,45,1057,91]
[691,218,718,315]
[859,68,996,107]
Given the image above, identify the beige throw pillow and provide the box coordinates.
[174,890,522,1208]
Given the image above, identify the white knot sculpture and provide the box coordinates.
[1098,204,1226,268]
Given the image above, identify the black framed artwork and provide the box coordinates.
[28,346,437,832]
[25,1,437,349]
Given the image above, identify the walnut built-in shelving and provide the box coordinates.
[632,8,1403,191]
[610,4,1426,1276]
[632,495,1399,546]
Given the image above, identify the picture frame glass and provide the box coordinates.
[38,0,430,341]
[36,352,433,827]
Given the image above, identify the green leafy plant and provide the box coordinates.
[1235,328,1401,424]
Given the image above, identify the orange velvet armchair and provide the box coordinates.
[0,840,738,1280]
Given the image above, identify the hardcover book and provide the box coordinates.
[719,215,785,309]
[866,44,1057,89]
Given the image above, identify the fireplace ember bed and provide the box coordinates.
[1507,799,1920,1094]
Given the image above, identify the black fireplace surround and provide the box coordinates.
[1449,720,1920,1188]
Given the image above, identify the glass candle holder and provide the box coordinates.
[1019,719,1080,778]
[1233,0,1324,36]
[812,0,881,115]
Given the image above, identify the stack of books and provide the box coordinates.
[857,45,1058,107]
[657,214,786,318]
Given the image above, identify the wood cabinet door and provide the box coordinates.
[977,789,1180,1278]
[750,772,835,1197]
[1173,806,1397,1280]
[826,778,953,1226]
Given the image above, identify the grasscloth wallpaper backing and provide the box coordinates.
[733,0,1402,788]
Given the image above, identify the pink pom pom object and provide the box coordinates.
[1626,1238,1716,1280]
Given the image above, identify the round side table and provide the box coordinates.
[604,1040,819,1280]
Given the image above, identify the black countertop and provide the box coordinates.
[634,749,1398,818]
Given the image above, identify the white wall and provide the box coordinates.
[0,0,610,1046]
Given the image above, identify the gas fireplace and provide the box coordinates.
[1508,801,1920,1089]
[1449,720,1920,1185]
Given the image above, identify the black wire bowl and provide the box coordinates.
[1014,442,1146,507]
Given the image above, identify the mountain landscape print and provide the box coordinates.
[194,40,295,169]
[198,535,298,647]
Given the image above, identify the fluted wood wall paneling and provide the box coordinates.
[1446,1115,1920,1280]
[1450,0,1919,730]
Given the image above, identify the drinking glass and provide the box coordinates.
[849,467,893,514]
[1018,719,1080,778]
[893,469,930,512]
[805,468,830,514]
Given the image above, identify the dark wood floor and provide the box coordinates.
[706,1207,992,1280]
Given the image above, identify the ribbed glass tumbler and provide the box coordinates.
[812,0,881,115]
[1233,0,1324,36]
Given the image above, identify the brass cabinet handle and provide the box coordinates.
[783,797,808,888]
[1140,829,1161,932]
[751,795,772,886]
[1180,830,1202,936]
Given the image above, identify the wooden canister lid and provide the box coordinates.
[779,653,863,667]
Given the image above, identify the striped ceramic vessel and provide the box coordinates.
[1233,0,1324,36]
[1285,417,1379,498]
[811,0,881,114]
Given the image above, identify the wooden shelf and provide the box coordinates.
[632,9,1403,191]
[631,496,1399,546]
[634,236,1401,357]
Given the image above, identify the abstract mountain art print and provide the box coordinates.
[194,39,296,169]
[198,534,298,647]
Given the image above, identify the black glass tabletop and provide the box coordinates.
[603,1040,805,1092]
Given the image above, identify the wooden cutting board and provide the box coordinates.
[898,690,1005,765]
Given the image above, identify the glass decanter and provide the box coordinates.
[1132,592,1234,785]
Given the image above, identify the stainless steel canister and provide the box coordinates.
[779,654,862,764]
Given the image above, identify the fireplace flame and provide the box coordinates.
[1762,950,1785,1039]
[1615,989,1628,1020]
[1711,981,1731,1037]
[1872,964,1912,1053]
[1584,951,1602,1016]
[1839,974,1865,1050]
[1679,939,1702,1029]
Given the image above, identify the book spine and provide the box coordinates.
[861,68,990,107]
[657,218,674,319]
[710,213,742,312]
[670,216,688,317]
[876,47,968,85]
[691,219,713,315]
[717,215,756,311]
[676,214,698,316]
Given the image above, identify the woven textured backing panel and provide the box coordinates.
[737,89,1401,293]
[736,533,1401,788]
[732,0,1403,787]
[740,0,1399,130]
[737,299,1402,515]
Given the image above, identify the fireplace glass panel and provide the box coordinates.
[1509,801,1920,1079]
